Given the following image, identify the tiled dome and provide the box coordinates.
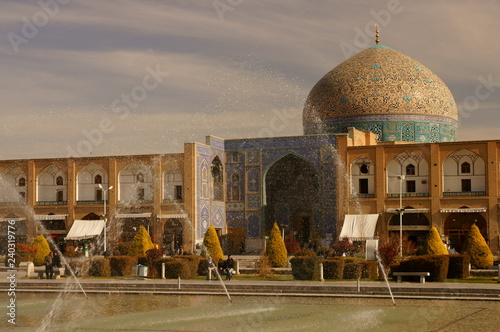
[303,45,458,142]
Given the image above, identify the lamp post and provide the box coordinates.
[397,175,405,257]
[99,184,113,254]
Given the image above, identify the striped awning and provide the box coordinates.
[34,214,68,220]
[440,208,487,213]
[386,208,429,214]
[157,214,188,219]
[115,213,151,218]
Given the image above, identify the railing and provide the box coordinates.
[387,192,429,198]
[36,201,67,206]
[118,200,153,205]
[442,191,486,197]
[0,201,26,206]
[352,193,375,198]
[77,200,107,205]
[162,199,183,204]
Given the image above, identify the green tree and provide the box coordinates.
[461,224,493,269]
[129,226,154,256]
[265,223,288,267]
[422,227,448,255]
[203,226,224,263]
[32,234,51,266]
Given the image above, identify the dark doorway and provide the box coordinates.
[164,219,183,255]
[444,212,487,252]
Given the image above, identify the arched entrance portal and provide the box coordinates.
[388,208,430,247]
[164,219,183,255]
[444,212,487,252]
[265,154,319,248]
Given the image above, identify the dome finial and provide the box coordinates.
[375,23,380,44]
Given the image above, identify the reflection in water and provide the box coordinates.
[2,293,499,331]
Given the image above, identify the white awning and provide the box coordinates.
[65,220,105,240]
[386,208,429,214]
[115,213,151,218]
[339,214,379,241]
[157,214,188,219]
[440,208,487,213]
[35,214,68,220]
[0,217,26,222]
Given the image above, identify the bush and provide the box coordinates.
[461,224,494,269]
[447,255,470,279]
[175,255,202,277]
[290,255,324,280]
[64,245,80,258]
[32,235,51,266]
[323,259,345,279]
[360,260,379,279]
[66,261,89,277]
[343,262,362,279]
[203,226,224,263]
[294,248,316,257]
[89,259,111,277]
[154,258,193,279]
[129,226,155,256]
[114,242,133,256]
[266,223,288,267]
[331,238,355,256]
[146,249,164,277]
[317,247,334,258]
[257,253,272,278]
[5,243,37,267]
[392,255,449,282]
[197,258,210,276]
[284,235,301,255]
[421,227,448,255]
[110,256,138,276]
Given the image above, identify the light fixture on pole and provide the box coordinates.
[99,184,113,254]
[397,175,405,257]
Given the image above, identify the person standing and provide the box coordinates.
[44,252,54,279]
[52,251,62,268]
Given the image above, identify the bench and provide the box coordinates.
[36,267,65,279]
[393,272,430,283]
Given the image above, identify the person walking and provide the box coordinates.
[44,252,54,279]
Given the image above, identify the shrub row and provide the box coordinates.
[290,256,324,280]
[153,255,203,279]
[323,258,379,280]
[391,255,450,282]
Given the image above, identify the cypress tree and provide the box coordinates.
[129,226,154,256]
[422,227,448,255]
[266,222,288,267]
[203,226,224,263]
[461,224,493,269]
[32,234,51,266]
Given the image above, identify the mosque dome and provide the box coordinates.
[303,44,458,142]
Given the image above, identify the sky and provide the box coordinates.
[1,0,499,160]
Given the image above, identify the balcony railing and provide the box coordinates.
[352,193,375,199]
[387,192,429,198]
[0,201,26,206]
[36,201,67,206]
[442,191,486,197]
[118,200,153,205]
[162,199,183,204]
[77,200,107,205]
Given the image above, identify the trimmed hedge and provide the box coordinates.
[66,261,89,277]
[89,259,111,277]
[392,255,449,282]
[197,258,210,276]
[110,256,138,276]
[323,259,345,279]
[154,258,194,279]
[146,249,164,277]
[290,256,324,280]
[447,255,470,279]
[360,261,379,279]
[343,262,362,279]
[175,255,202,277]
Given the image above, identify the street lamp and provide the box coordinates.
[397,175,405,257]
[99,184,113,254]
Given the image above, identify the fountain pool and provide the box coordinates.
[2,293,499,331]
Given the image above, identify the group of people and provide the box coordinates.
[44,251,62,279]
[208,255,235,280]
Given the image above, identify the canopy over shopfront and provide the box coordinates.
[339,214,379,241]
[65,220,105,240]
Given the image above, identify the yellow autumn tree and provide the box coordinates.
[422,227,448,255]
[461,224,493,269]
[32,234,51,266]
[203,226,224,263]
[265,222,288,267]
[129,226,154,256]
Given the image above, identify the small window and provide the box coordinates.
[96,189,103,201]
[18,178,26,187]
[56,176,64,185]
[406,164,415,175]
[231,173,240,183]
[175,185,183,200]
[461,162,471,174]
[359,179,369,194]
[94,175,102,184]
[461,179,471,192]
[56,190,64,202]
[137,188,145,200]
[406,180,416,193]
[137,173,145,183]
[231,152,239,163]
[360,164,369,174]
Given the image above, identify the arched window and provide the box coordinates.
[360,164,369,174]
[56,176,64,185]
[406,164,415,175]
[231,173,240,182]
[137,173,144,183]
[94,174,102,184]
[18,177,26,187]
[461,162,471,174]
